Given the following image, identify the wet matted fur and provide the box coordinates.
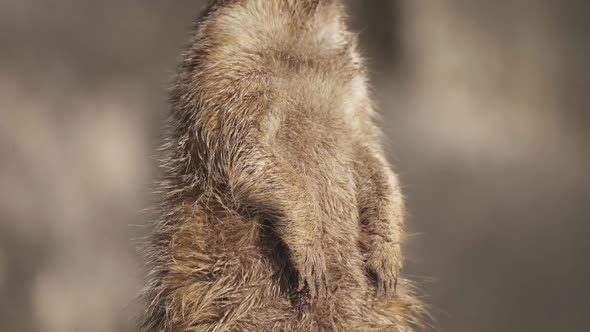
[140,0,424,331]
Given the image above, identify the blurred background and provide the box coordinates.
[0,1,588,331]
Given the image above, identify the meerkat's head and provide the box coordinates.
[201,0,349,50]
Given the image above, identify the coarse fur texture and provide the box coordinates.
[140,0,424,331]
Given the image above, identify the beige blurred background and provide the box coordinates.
[0,1,588,331]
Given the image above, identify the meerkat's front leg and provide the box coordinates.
[357,147,405,297]
[227,143,328,298]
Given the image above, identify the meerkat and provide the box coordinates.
[140,0,423,331]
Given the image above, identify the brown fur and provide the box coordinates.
[140,0,424,331]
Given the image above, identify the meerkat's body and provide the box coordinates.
[141,1,423,331]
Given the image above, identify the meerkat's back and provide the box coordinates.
[141,1,423,331]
